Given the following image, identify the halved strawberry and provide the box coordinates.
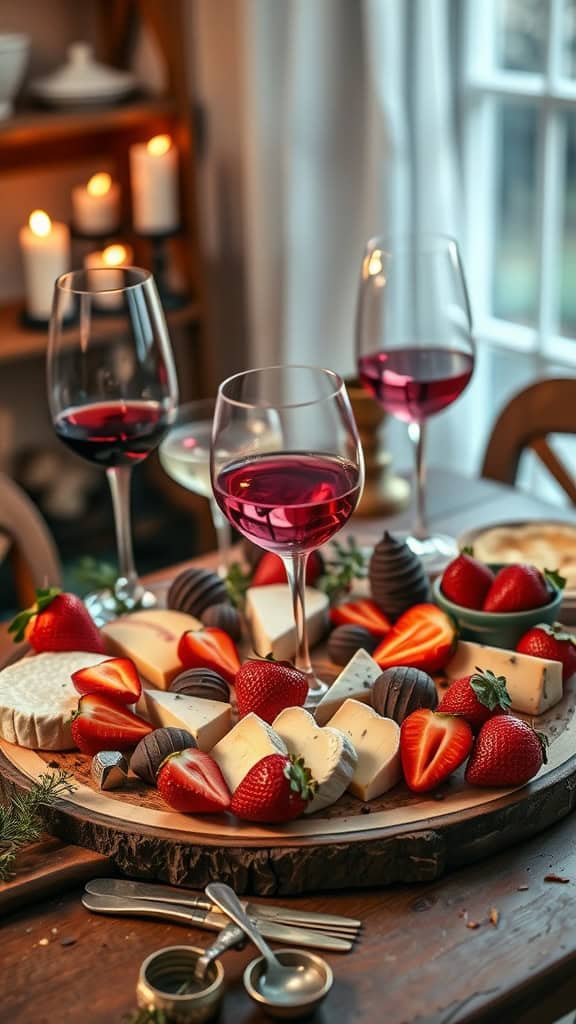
[330,598,391,636]
[373,604,457,674]
[71,657,142,705]
[251,551,324,588]
[400,709,473,792]
[70,694,152,755]
[230,753,316,822]
[157,748,231,814]
[177,628,241,685]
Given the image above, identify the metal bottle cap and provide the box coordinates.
[90,751,128,791]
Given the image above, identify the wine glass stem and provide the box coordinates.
[106,465,143,606]
[209,497,232,575]
[282,551,316,681]
[410,420,428,540]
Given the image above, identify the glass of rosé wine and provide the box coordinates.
[211,365,364,702]
[356,234,474,571]
[48,267,179,624]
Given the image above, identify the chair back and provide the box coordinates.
[0,472,62,607]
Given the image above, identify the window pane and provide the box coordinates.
[560,112,576,335]
[563,0,576,77]
[496,0,546,73]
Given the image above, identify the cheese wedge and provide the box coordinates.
[315,648,382,726]
[445,640,563,716]
[273,706,357,814]
[102,609,201,689]
[140,690,232,751]
[245,585,329,661]
[327,699,401,801]
[0,651,105,750]
[211,713,287,793]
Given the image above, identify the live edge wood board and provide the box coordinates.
[1,671,576,896]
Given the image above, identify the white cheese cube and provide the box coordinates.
[210,713,287,793]
[327,699,401,801]
[273,706,357,814]
[315,648,382,726]
[141,690,232,751]
[245,585,328,661]
[445,640,563,716]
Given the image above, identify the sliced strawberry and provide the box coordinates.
[373,604,456,674]
[9,587,105,654]
[71,657,142,705]
[235,657,308,722]
[437,668,512,732]
[230,753,316,822]
[465,716,548,787]
[400,709,473,792]
[330,598,391,636]
[70,694,152,755]
[177,628,241,685]
[251,550,324,588]
[157,748,231,814]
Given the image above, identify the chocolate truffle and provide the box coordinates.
[200,602,242,642]
[131,727,196,785]
[369,532,429,619]
[372,666,438,723]
[170,667,231,704]
[167,568,228,619]
[327,624,379,666]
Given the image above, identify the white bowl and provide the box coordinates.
[0,33,30,119]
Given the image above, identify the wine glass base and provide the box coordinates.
[84,587,158,626]
[303,675,329,707]
[396,531,458,578]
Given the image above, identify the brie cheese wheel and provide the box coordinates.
[245,585,329,661]
[140,689,232,751]
[315,648,382,726]
[0,651,105,750]
[273,706,357,814]
[102,609,201,689]
[446,640,563,716]
[210,713,287,793]
[327,699,401,801]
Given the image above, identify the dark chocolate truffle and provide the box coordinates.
[372,666,438,723]
[369,532,429,619]
[327,624,379,666]
[200,602,242,642]
[167,568,228,619]
[170,667,231,704]
[130,727,196,785]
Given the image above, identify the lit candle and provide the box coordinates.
[84,243,134,310]
[129,134,179,234]
[72,172,121,235]
[19,210,70,321]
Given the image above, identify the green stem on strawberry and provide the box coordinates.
[8,587,62,642]
[544,568,567,592]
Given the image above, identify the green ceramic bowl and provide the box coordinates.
[432,570,564,650]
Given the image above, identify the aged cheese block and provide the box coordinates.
[446,640,563,716]
[211,713,287,793]
[327,699,401,801]
[315,648,382,726]
[101,609,201,689]
[245,585,329,661]
[140,690,232,751]
[273,706,357,814]
[0,651,105,750]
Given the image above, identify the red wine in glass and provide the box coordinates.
[54,400,171,467]
[358,347,474,423]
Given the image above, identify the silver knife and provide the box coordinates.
[81,891,353,952]
[84,878,361,935]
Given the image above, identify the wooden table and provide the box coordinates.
[2,469,576,1024]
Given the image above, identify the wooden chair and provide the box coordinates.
[0,473,62,608]
[481,378,576,504]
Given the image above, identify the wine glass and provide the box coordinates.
[48,266,179,624]
[356,234,474,571]
[211,364,364,703]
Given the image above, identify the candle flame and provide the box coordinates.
[147,134,172,156]
[87,172,112,197]
[102,244,128,267]
[29,210,52,237]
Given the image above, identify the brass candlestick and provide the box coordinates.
[346,377,410,518]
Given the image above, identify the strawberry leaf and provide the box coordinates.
[545,568,566,592]
[534,622,574,642]
[470,667,512,711]
[283,755,318,802]
[225,562,252,608]
[534,729,549,765]
[461,545,474,556]
[7,587,62,642]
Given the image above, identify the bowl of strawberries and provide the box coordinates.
[432,549,564,649]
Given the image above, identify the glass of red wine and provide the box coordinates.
[211,365,364,702]
[47,267,179,623]
[356,234,474,571]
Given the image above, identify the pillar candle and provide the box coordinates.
[72,172,121,235]
[129,134,179,234]
[84,243,134,310]
[19,210,70,321]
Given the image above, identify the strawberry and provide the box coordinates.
[373,604,457,674]
[235,657,308,723]
[330,598,391,636]
[400,709,473,792]
[71,657,142,705]
[177,628,241,685]
[482,565,564,613]
[8,587,105,655]
[440,549,494,610]
[465,716,548,787]
[251,550,324,588]
[157,748,231,814]
[70,693,152,755]
[437,668,512,732]
[230,753,316,822]
[516,622,576,683]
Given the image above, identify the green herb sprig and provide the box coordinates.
[0,769,75,882]
[317,536,368,603]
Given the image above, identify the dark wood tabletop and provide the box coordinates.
[2,468,576,1024]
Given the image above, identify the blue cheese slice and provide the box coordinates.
[245,585,329,661]
[140,689,232,751]
[315,648,382,726]
[273,706,357,814]
[327,699,401,800]
[445,640,563,716]
[210,713,287,793]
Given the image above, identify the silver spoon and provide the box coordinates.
[194,921,246,982]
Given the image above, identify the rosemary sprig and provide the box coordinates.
[0,769,76,882]
[75,557,139,616]
[317,536,368,603]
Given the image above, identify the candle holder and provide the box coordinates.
[137,228,189,310]
[345,377,410,517]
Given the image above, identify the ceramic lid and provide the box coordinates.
[30,42,137,101]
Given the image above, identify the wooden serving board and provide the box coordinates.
[1,669,576,896]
